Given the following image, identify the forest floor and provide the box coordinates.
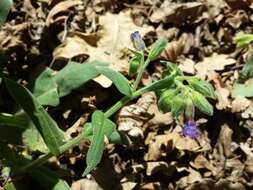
[1,0,253,189]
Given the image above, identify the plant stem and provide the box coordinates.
[15,130,88,175]
[16,74,176,175]
[133,56,150,90]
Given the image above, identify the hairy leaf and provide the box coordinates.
[4,78,65,155]
[31,68,59,106]
[191,91,213,116]
[148,37,167,61]
[95,66,132,97]
[187,78,216,99]
[83,111,116,176]
[0,0,12,25]
[54,60,108,97]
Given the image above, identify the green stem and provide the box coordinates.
[15,130,88,175]
[133,56,150,90]
[16,74,176,175]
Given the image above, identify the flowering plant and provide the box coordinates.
[1,31,215,186]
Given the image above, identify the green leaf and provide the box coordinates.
[238,53,253,82]
[83,111,116,176]
[30,167,71,190]
[233,33,253,47]
[1,143,70,190]
[0,112,48,152]
[232,78,253,98]
[191,91,213,116]
[141,75,176,94]
[187,78,216,99]
[54,60,108,97]
[148,37,167,61]
[158,89,177,113]
[0,0,12,25]
[171,95,185,118]
[5,182,28,190]
[95,66,132,97]
[128,56,141,77]
[31,68,59,106]
[4,78,65,155]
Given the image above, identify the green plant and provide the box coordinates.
[0,31,215,189]
[0,0,12,25]
[232,34,253,98]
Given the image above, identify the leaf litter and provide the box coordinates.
[2,0,253,189]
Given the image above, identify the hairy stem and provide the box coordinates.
[16,74,175,175]
[133,56,150,90]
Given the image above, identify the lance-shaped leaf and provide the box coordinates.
[4,78,65,155]
[83,111,116,176]
[233,34,253,47]
[31,68,59,106]
[148,37,167,61]
[0,0,12,25]
[191,91,213,116]
[1,143,70,190]
[95,66,132,97]
[171,95,185,118]
[54,60,108,97]
[187,78,216,99]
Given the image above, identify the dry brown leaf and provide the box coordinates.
[203,0,228,18]
[241,102,253,119]
[117,92,156,139]
[150,2,205,26]
[217,124,233,158]
[97,10,153,72]
[231,96,251,113]
[53,10,153,73]
[190,154,214,171]
[145,132,201,161]
[195,53,236,79]
[177,167,202,189]
[226,10,248,29]
[46,0,82,26]
[146,161,169,176]
[53,32,97,59]
[178,58,196,74]
[71,179,102,190]
[215,84,231,110]
[161,33,194,62]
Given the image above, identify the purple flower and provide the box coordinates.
[130,31,145,51]
[182,119,198,139]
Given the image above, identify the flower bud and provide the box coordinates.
[185,98,195,120]
[148,37,167,61]
[130,31,145,51]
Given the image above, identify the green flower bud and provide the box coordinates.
[148,37,167,61]
[128,56,141,77]
[184,98,195,120]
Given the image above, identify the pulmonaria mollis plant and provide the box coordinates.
[129,31,216,139]
[1,30,216,187]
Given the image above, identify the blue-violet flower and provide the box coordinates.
[130,31,145,51]
[182,119,198,139]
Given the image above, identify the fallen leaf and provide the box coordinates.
[178,58,196,74]
[53,10,153,73]
[71,179,102,190]
[150,2,205,26]
[46,0,82,26]
[215,84,231,110]
[231,96,251,113]
[195,53,236,79]
[97,10,153,72]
